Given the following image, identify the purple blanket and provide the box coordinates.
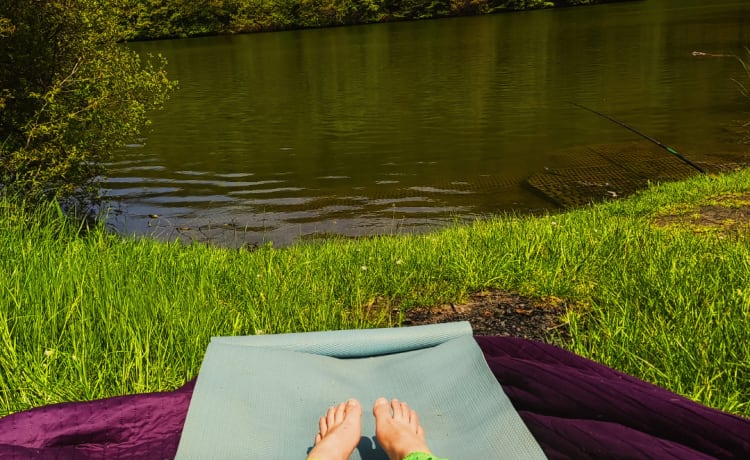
[1,337,748,459]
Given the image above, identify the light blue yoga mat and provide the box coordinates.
[176,322,546,459]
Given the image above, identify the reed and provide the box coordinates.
[1,168,749,417]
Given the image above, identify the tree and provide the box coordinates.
[0,0,175,207]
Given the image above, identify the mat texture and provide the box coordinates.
[176,323,545,459]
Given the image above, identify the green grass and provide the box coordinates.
[1,169,750,418]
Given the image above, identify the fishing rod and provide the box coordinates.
[570,102,706,173]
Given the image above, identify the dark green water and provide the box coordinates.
[110,0,750,246]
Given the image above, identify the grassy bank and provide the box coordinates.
[1,168,750,418]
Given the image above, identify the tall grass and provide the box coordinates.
[1,169,750,417]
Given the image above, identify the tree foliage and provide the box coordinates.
[122,0,612,39]
[0,0,175,206]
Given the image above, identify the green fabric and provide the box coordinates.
[404,452,449,460]
[176,323,546,459]
[310,453,447,460]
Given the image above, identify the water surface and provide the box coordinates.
[110,0,750,246]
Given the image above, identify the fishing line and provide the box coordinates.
[570,102,706,173]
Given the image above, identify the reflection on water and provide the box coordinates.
[107,0,750,246]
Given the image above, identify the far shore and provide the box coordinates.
[123,0,628,41]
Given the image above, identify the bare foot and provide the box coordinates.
[307,399,363,460]
[373,397,432,460]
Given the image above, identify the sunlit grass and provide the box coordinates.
[1,169,750,418]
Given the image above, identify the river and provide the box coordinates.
[110,0,750,246]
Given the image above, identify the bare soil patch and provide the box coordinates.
[653,192,750,237]
[401,290,569,344]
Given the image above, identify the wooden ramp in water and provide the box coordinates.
[526,141,749,208]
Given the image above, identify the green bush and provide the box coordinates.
[0,0,175,207]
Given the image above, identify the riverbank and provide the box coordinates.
[124,0,622,40]
[2,167,750,418]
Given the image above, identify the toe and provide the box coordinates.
[345,399,362,417]
[394,399,409,420]
[373,397,390,418]
[408,408,419,429]
[325,405,337,431]
[333,401,347,424]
